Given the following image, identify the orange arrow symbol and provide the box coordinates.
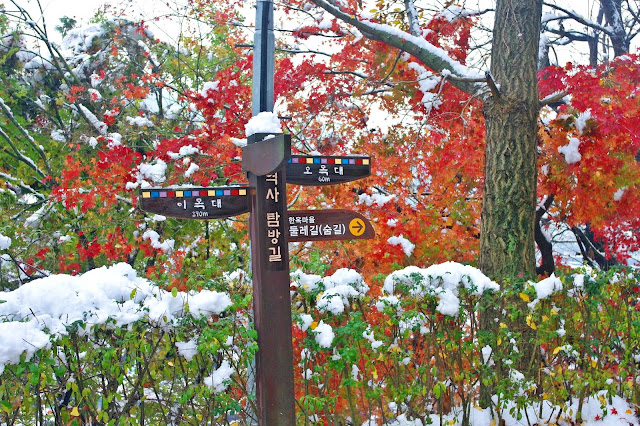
[349,218,366,236]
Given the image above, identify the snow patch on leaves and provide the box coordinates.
[387,235,415,257]
[0,263,232,374]
[0,234,11,250]
[573,109,591,134]
[531,274,563,300]
[203,360,234,392]
[382,262,499,317]
[168,145,199,159]
[558,137,582,164]
[176,339,198,361]
[126,116,154,127]
[291,269,322,292]
[142,229,174,253]
[138,159,167,184]
[408,62,442,108]
[358,192,396,206]
[613,187,627,201]
[184,162,200,178]
[313,321,334,348]
[200,81,220,97]
[317,268,369,315]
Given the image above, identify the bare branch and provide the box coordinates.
[324,69,370,79]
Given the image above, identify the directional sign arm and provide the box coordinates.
[139,187,250,220]
[286,155,371,186]
[287,209,374,242]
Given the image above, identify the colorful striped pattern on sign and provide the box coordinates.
[288,156,370,165]
[141,188,248,198]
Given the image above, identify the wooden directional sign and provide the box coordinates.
[286,155,371,186]
[139,187,250,219]
[287,209,374,242]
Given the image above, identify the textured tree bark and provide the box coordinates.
[479,0,542,280]
[601,0,629,57]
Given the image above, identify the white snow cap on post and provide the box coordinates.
[245,111,282,137]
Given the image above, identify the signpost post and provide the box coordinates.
[138,1,374,423]
[245,1,296,423]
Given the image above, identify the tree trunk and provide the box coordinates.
[478,0,542,280]
[601,0,629,57]
[535,194,555,275]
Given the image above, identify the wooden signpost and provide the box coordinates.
[139,157,374,426]
[138,1,374,423]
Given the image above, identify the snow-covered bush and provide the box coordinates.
[1,263,639,424]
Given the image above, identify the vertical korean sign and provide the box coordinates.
[247,0,295,423]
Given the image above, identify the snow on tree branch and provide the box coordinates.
[309,0,486,97]
[403,0,422,38]
[0,97,51,176]
[544,2,614,36]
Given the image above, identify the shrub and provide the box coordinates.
[1,262,639,425]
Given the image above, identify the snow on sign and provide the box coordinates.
[286,155,371,186]
[287,210,374,242]
[139,187,250,219]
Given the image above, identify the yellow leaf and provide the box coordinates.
[70,407,80,417]
[553,346,561,355]
[591,360,597,368]
[526,315,537,330]
[499,322,507,329]
[497,338,502,345]
[372,369,378,380]
[519,293,530,302]
[542,315,549,322]
[310,321,318,330]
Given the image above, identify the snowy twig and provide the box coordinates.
[0,98,51,176]
[484,71,501,98]
[539,90,568,107]
[404,0,422,37]
[543,2,614,36]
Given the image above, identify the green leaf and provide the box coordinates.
[433,382,446,399]
[0,400,12,413]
